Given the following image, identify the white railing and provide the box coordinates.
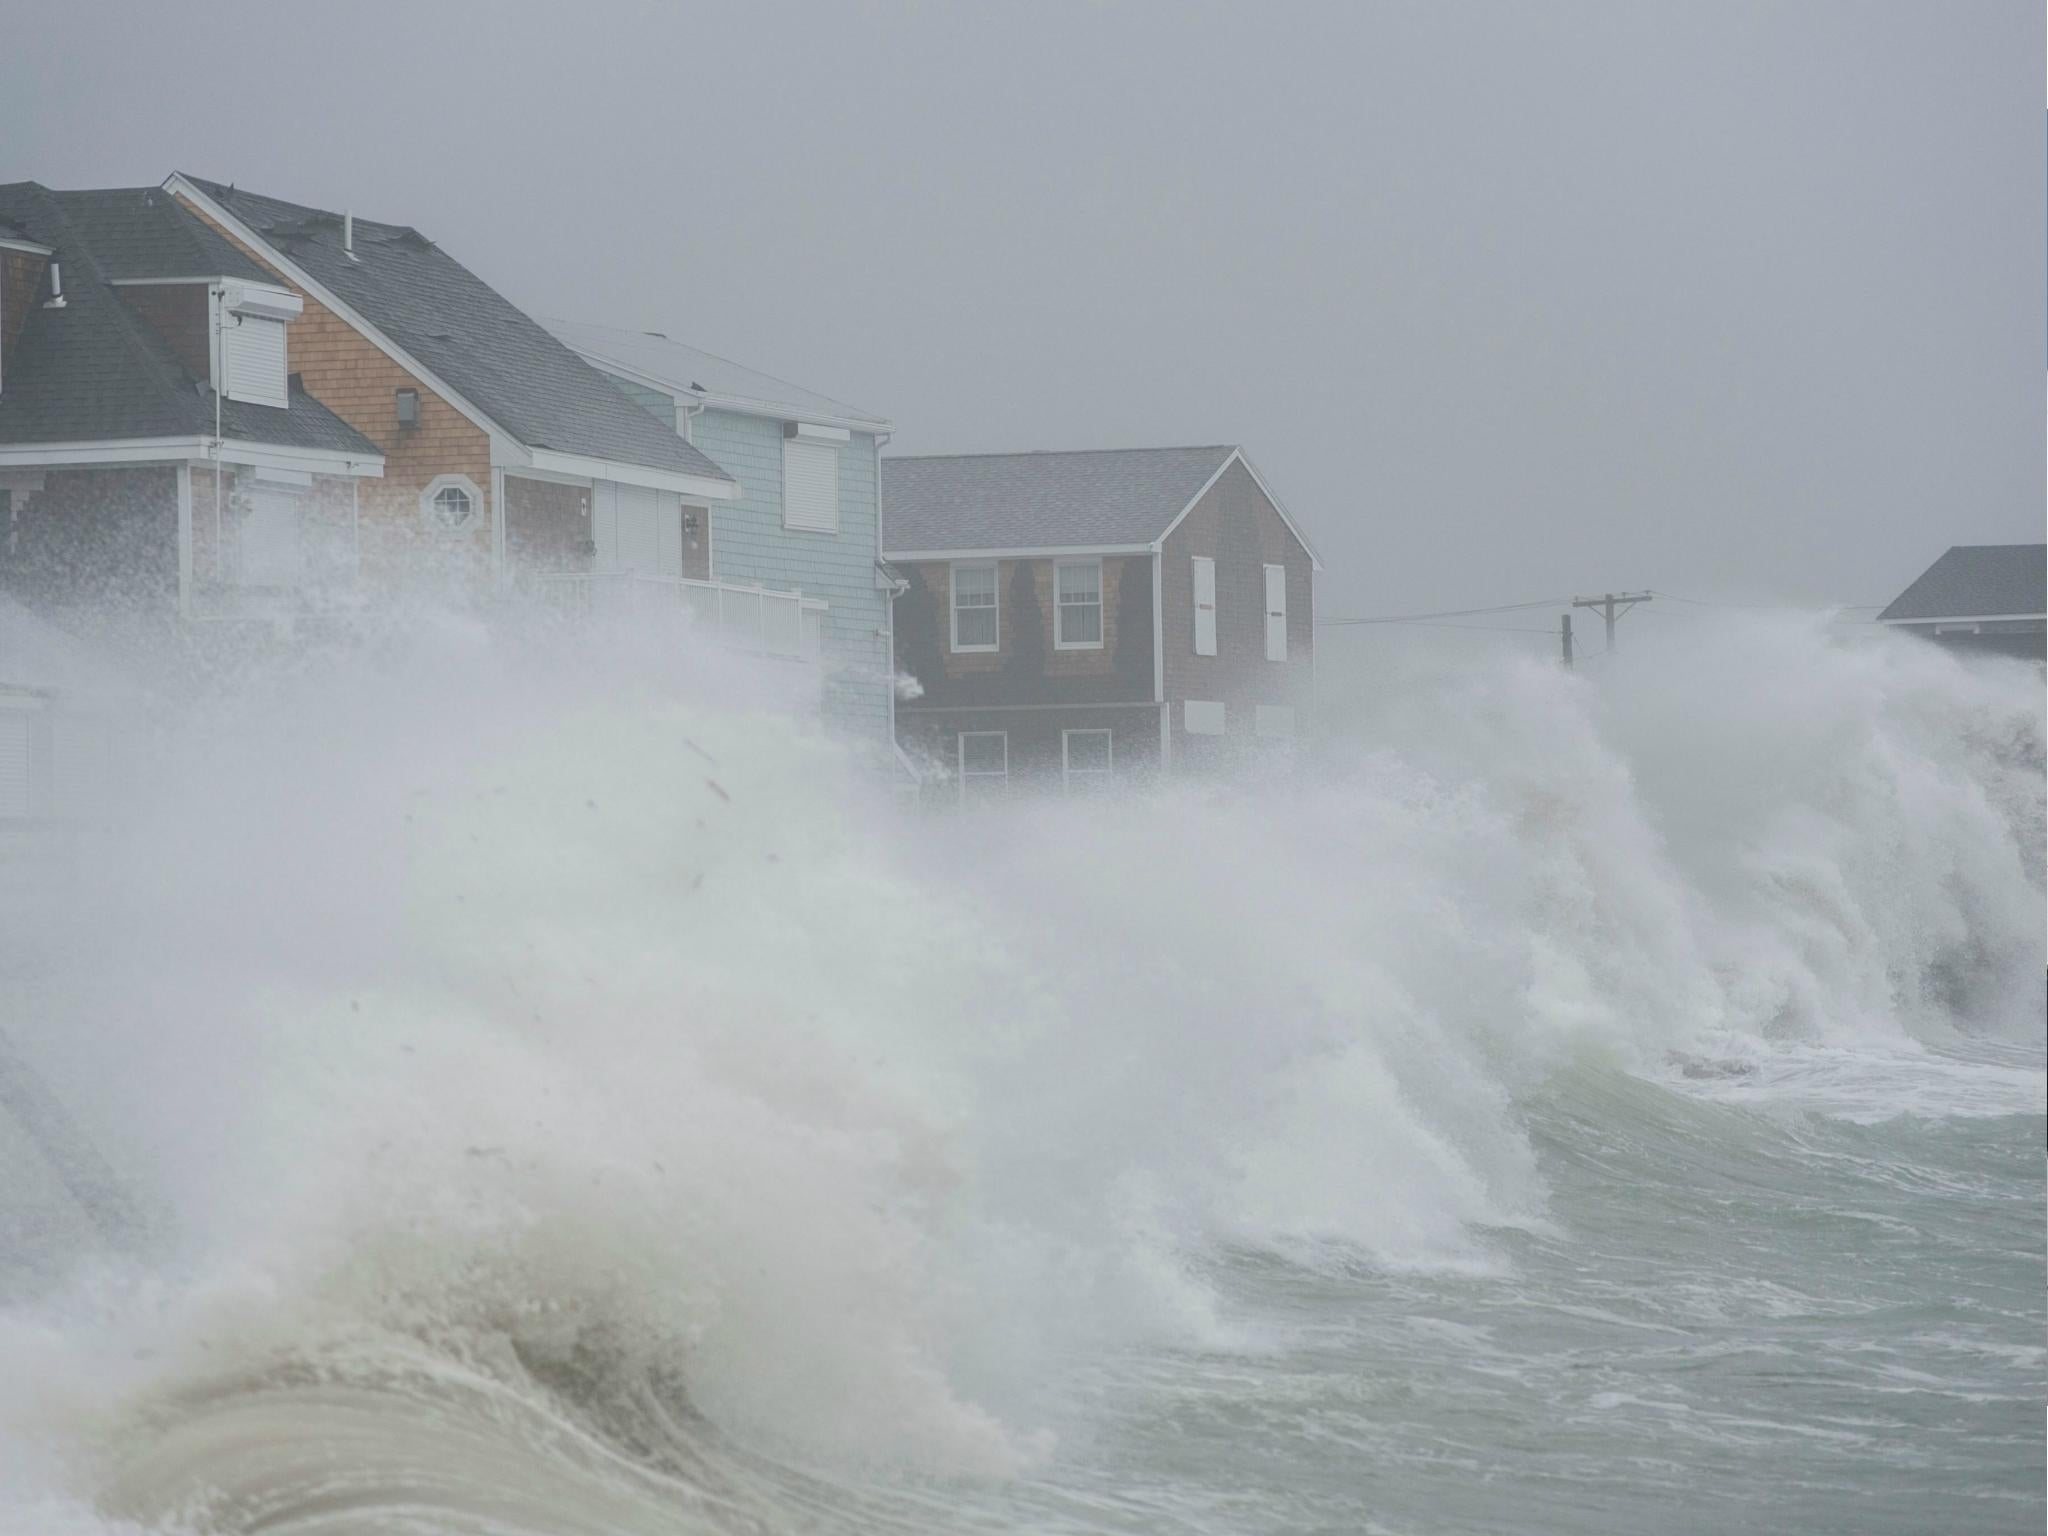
[522,571,827,662]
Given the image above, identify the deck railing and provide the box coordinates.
[521,571,827,662]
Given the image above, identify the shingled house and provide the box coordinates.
[0,183,385,622]
[885,445,1319,797]
[1877,544,2045,661]
[159,176,747,612]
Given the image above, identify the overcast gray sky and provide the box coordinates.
[4,1,2040,617]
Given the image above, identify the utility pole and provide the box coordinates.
[1560,612,1573,669]
[1571,591,1652,652]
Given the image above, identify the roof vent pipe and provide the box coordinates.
[343,211,357,261]
[41,261,65,309]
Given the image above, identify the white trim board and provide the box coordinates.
[1879,612,2044,626]
[0,436,384,477]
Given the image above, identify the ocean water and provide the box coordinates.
[0,609,2039,1534]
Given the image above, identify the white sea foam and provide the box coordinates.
[0,609,2038,1531]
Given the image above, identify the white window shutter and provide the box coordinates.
[783,438,840,532]
[1264,563,1287,661]
[223,315,288,407]
[1192,556,1216,656]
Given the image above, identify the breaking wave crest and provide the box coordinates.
[0,610,2039,1532]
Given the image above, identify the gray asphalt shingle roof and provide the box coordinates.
[542,317,890,432]
[884,445,1239,554]
[53,187,273,283]
[182,177,733,487]
[0,182,379,458]
[1878,544,2047,623]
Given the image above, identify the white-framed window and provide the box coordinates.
[1264,563,1288,661]
[1192,556,1217,655]
[957,731,1008,805]
[420,473,483,534]
[1184,699,1225,735]
[951,562,999,652]
[1054,559,1104,649]
[782,437,840,533]
[1062,727,1113,792]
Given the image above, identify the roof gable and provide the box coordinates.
[884,445,1240,554]
[1878,544,2046,623]
[173,176,732,488]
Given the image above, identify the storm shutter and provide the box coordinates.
[1192,556,1216,656]
[1264,563,1287,661]
[783,439,840,533]
[223,314,288,408]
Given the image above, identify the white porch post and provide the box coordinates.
[490,466,508,589]
[176,463,194,617]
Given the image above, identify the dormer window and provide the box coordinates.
[216,282,303,409]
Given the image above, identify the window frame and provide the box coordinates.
[1191,555,1217,656]
[1061,727,1113,792]
[956,730,1008,805]
[1053,558,1104,650]
[419,473,484,535]
[949,561,1000,653]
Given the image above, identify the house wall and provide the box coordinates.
[187,464,359,595]
[172,194,495,591]
[896,703,1162,794]
[503,475,593,574]
[684,407,892,744]
[1892,621,2046,663]
[118,283,210,377]
[1160,459,1313,758]
[889,554,1155,708]
[0,467,177,608]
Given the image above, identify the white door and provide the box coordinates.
[594,483,682,576]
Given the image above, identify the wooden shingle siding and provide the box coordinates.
[172,193,495,588]
[688,407,891,743]
[116,283,211,378]
[1160,459,1313,756]
[1,467,177,607]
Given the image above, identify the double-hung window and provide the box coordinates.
[1062,728,1113,792]
[951,563,998,651]
[1054,559,1103,648]
[957,731,1008,804]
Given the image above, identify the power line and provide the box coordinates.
[1316,597,1573,627]
[1648,589,1883,611]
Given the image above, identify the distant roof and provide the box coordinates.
[1877,544,2047,623]
[885,445,1241,554]
[175,176,733,487]
[0,182,379,457]
[543,318,890,433]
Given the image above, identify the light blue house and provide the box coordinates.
[544,318,898,751]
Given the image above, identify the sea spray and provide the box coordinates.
[0,609,2038,1533]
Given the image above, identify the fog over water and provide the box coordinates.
[0,609,2039,1533]
[4,0,2040,613]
